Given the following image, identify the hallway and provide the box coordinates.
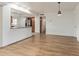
[0,34,78,56]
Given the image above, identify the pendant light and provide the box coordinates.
[58,2,62,16]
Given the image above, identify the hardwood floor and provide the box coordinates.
[0,34,79,56]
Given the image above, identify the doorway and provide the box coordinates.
[40,15,46,34]
[26,17,35,33]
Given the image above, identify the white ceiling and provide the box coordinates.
[17,2,79,13]
[0,2,79,14]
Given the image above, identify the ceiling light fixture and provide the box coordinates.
[58,2,62,16]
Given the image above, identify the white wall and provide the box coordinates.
[35,15,40,33]
[2,5,32,47]
[35,11,76,37]
[45,11,76,37]
[74,4,79,41]
[0,6,2,47]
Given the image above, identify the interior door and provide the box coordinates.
[40,16,46,34]
[31,17,35,33]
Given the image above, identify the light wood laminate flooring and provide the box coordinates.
[0,34,78,56]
